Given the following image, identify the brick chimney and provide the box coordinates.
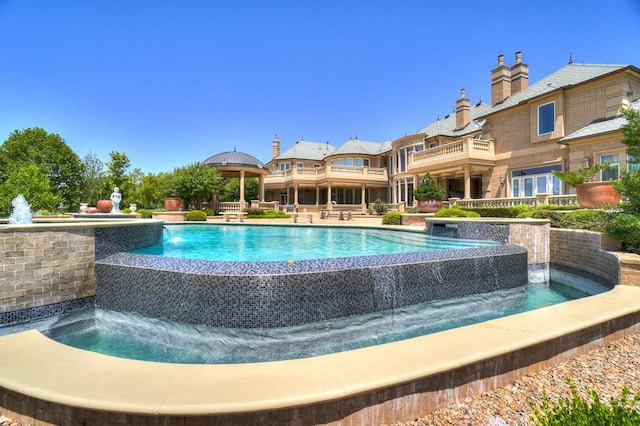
[491,54,511,106]
[510,51,529,95]
[272,134,280,158]
[455,88,471,130]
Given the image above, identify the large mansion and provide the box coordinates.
[260,52,640,210]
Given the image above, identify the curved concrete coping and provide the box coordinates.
[0,285,639,416]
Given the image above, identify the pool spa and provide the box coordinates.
[95,223,526,329]
[1,218,639,425]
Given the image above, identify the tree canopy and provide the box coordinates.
[166,163,225,210]
[0,128,84,211]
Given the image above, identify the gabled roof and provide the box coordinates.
[328,138,392,157]
[560,98,640,142]
[418,102,492,138]
[274,140,336,161]
[487,63,629,115]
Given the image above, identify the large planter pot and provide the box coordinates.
[576,181,620,209]
[163,197,183,211]
[96,200,113,213]
[417,199,442,213]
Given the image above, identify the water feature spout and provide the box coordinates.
[8,194,33,224]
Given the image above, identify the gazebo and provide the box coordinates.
[201,149,268,208]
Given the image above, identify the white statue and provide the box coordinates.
[110,187,121,213]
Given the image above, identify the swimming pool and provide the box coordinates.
[132,224,500,262]
[27,271,606,364]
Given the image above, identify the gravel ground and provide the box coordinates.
[391,333,640,426]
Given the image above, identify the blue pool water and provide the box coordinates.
[30,274,606,364]
[132,224,499,262]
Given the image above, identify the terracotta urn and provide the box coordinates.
[576,181,620,209]
[417,199,442,213]
[96,200,113,213]
[163,197,183,211]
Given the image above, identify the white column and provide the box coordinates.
[259,175,265,201]
[239,170,246,204]
[464,166,471,199]
[294,184,299,205]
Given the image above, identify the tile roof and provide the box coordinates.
[329,138,392,156]
[561,98,640,142]
[418,102,492,138]
[274,140,337,161]
[486,63,628,114]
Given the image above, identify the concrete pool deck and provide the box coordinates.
[1,284,640,424]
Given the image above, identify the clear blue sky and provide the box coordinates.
[1,1,639,175]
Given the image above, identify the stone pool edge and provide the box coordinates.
[0,285,639,424]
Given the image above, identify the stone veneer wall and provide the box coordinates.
[0,227,95,321]
[550,228,621,286]
[0,221,163,325]
[426,218,551,283]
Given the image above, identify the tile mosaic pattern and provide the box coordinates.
[0,296,94,326]
[427,221,510,243]
[95,223,163,260]
[95,244,529,328]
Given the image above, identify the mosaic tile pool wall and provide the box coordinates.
[95,244,529,328]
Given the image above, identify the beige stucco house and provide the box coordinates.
[262,52,640,210]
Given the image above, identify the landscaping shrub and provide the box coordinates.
[372,199,388,215]
[434,207,481,218]
[203,207,215,216]
[185,210,207,221]
[245,209,288,219]
[516,209,565,227]
[135,208,153,218]
[559,209,611,232]
[382,211,402,225]
[529,379,640,425]
[244,207,264,216]
[465,204,532,218]
[606,213,640,254]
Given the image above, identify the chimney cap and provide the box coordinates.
[460,88,466,98]
[497,54,504,66]
[515,51,522,63]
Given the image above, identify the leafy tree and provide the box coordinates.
[167,163,225,209]
[80,151,106,205]
[104,151,138,205]
[105,151,131,189]
[0,128,84,210]
[219,177,259,202]
[123,167,144,205]
[0,163,60,212]
[136,172,170,209]
[608,106,640,253]
[613,107,640,213]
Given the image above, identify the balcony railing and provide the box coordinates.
[409,137,495,169]
[450,194,578,208]
[265,165,388,185]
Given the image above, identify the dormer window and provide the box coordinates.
[537,102,555,135]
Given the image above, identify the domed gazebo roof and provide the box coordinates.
[201,149,267,178]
